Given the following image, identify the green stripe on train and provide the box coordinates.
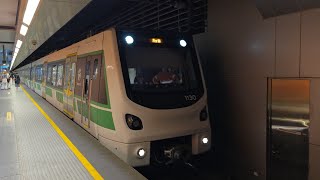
[77,100,115,130]
[46,87,52,97]
[36,83,41,90]
[56,91,63,103]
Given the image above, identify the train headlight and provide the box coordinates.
[137,148,146,158]
[180,39,187,47]
[202,137,209,144]
[125,36,134,45]
[200,107,208,121]
[125,114,143,130]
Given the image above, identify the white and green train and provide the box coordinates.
[16,28,211,167]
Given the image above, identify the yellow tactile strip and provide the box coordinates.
[21,86,103,180]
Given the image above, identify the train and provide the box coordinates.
[15,28,211,167]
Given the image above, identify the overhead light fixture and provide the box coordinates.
[20,25,28,36]
[23,0,41,26]
[180,39,187,47]
[10,55,16,69]
[14,48,19,54]
[125,36,134,45]
[16,40,23,48]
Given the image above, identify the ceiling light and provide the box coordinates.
[23,0,41,26]
[20,25,28,36]
[14,48,19,54]
[180,39,187,47]
[125,36,134,45]
[16,40,23,48]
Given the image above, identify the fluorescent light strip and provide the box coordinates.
[20,25,28,36]
[16,40,23,48]
[23,0,41,26]
[10,57,16,70]
[15,48,19,54]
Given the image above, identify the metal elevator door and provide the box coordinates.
[268,79,310,180]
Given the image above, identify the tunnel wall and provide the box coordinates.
[194,0,320,179]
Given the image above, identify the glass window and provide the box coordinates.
[52,65,57,86]
[85,61,91,95]
[70,62,76,89]
[36,67,42,81]
[47,65,52,84]
[93,59,99,79]
[57,64,64,87]
[124,47,198,92]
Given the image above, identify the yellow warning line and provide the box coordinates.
[7,112,12,121]
[21,86,103,180]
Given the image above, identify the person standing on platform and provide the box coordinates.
[7,74,11,89]
[15,75,20,90]
[1,71,8,90]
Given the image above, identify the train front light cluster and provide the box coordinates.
[125,114,143,130]
[202,137,209,144]
[137,148,146,158]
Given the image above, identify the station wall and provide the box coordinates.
[194,0,320,179]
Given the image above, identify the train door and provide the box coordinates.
[80,55,102,129]
[42,62,47,98]
[81,57,92,127]
[63,55,77,118]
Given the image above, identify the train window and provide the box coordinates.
[85,61,90,95]
[93,59,98,79]
[47,65,52,84]
[36,67,42,82]
[31,68,35,80]
[57,64,64,87]
[124,47,198,91]
[52,65,57,86]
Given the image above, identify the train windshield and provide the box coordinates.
[125,46,199,92]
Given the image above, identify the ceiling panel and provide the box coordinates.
[13,0,208,70]
[0,0,18,27]
[256,0,320,18]
[0,30,15,43]
[0,0,18,69]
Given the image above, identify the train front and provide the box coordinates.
[114,30,211,166]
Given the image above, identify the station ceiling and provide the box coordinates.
[11,0,208,70]
[0,0,19,64]
[6,0,320,70]
[256,0,320,18]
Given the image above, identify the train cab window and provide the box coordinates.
[93,59,98,80]
[52,65,57,86]
[125,47,198,91]
[118,33,204,109]
[57,64,64,87]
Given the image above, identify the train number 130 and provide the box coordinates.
[184,95,197,101]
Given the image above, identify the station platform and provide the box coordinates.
[0,84,146,180]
